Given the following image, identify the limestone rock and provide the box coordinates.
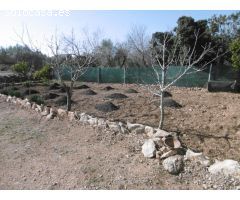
[208,160,240,176]
[141,139,156,158]
[127,122,145,132]
[162,155,184,175]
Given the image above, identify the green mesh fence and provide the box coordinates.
[59,66,211,87]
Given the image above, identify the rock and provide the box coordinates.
[41,106,50,116]
[145,126,154,137]
[184,149,211,166]
[68,111,76,121]
[79,113,90,123]
[208,160,240,176]
[32,103,37,110]
[88,117,98,126]
[25,102,32,109]
[154,129,171,138]
[57,108,68,118]
[97,118,107,128]
[119,122,129,134]
[107,121,121,132]
[141,139,156,158]
[163,135,182,149]
[127,122,145,132]
[132,127,145,134]
[162,155,184,175]
[160,150,178,159]
[46,113,54,120]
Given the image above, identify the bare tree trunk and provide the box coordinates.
[159,69,166,129]
[66,81,74,111]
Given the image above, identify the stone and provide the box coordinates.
[46,113,54,120]
[57,108,68,118]
[160,150,178,159]
[184,149,211,166]
[163,135,182,149]
[25,102,32,109]
[88,117,98,126]
[145,126,154,137]
[141,139,156,158]
[68,111,76,122]
[79,113,90,123]
[154,129,171,138]
[127,122,145,132]
[119,122,129,134]
[208,160,240,176]
[32,103,37,110]
[162,155,184,175]
[97,118,107,127]
[41,106,50,116]
[132,127,145,134]
[107,121,121,132]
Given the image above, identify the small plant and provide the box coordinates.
[8,90,23,98]
[33,65,51,82]
[23,81,33,88]
[12,61,29,77]
[0,89,23,98]
[30,95,44,105]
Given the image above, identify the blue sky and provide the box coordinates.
[0,10,237,53]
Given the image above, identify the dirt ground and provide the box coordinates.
[3,82,240,161]
[0,98,202,190]
[1,98,240,190]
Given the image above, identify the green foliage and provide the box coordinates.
[30,95,44,105]
[12,61,29,76]
[230,38,240,70]
[33,65,51,81]
[0,88,23,98]
[23,81,33,87]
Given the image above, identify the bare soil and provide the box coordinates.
[1,82,240,161]
[1,82,240,189]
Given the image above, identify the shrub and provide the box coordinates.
[0,88,23,98]
[23,81,33,87]
[30,95,44,105]
[8,90,23,98]
[33,65,51,81]
[12,61,29,76]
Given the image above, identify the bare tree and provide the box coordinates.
[148,30,226,129]
[47,29,98,111]
[127,25,151,67]
[114,42,129,83]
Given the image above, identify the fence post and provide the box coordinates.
[98,67,101,83]
[208,64,212,82]
[123,66,126,84]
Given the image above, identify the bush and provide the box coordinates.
[30,95,44,105]
[8,90,23,98]
[0,88,23,98]
[33,65,51,81]
[12,61,29,76]
[23,81,33,87]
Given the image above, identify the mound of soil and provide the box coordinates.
[153,98,182,108]
[103,86,114,91]
[163,91,172,97]
[81,89,97,95]
[95,102,119,112]
[106,93,128,99]
[44,93,60,100]
[74,84,90,89]
[153,91,172,97]
[125,88,138,93]
[23,89,39,95]
[49,83,61,90]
